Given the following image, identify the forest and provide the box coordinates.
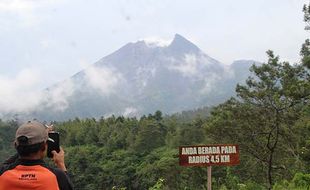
[1,3,310,190]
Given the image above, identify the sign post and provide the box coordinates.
[207,166,212,190]
[179,144,240,190]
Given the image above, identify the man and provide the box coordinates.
[0,120,73,190]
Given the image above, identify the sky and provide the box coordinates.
[0,0,309,109]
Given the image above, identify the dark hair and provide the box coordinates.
[15,136,45,157]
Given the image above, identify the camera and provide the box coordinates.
[47,132,60,158]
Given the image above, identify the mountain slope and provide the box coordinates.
[29,34,257,121]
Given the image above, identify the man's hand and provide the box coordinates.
[52,147,67,172]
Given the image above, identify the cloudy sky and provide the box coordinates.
[0,0,308,94]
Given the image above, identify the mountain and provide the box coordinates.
[26,34,258,121]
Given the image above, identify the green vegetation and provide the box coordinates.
[1,65,309,189]
[1,2,309,190]
[0,120,18,161]
[207,50,310,189]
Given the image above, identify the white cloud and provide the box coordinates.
[123,107,139,117]
[78,59,92,70]
[40,39,54,48]
[0,0,65,26]
[200,73,221,95]
[0,68,44,113]
[168,54,199,77]
[84,65,123,95]
[136,66,156,88]
[0,67,76,114]
[0,0,35,13]
[0,0,63,12]
[44,79,74,111]
[167,53,232,95]
[142,36,172,48]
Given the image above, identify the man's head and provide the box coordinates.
[15,120,51,158]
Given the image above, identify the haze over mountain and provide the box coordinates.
[9,34,258,121]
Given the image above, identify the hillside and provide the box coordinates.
[6,34,258,121]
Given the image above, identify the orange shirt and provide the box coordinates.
[0,159,73,190]
[0,165,59,190]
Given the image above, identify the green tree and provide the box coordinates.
[237,51,309,189]
[133,119,166,154]
[303,2,310,30]
[207,51,310,189]
[302,2,310,68]
[177,117,206,146]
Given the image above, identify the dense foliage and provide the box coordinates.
[0,120,18,162]
[1,2,310,190]
[1,88,309,190]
